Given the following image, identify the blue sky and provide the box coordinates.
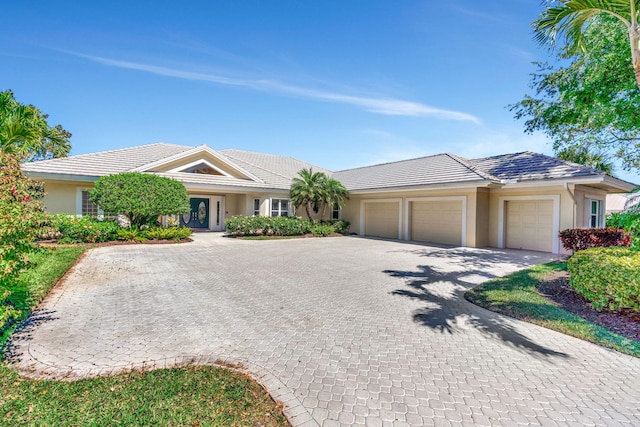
[2,0,638,183]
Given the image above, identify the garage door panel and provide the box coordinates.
[506,200,553,252]
[411,201,462,246]
[364,202,399,239]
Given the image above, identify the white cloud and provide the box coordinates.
[69,52,481,124]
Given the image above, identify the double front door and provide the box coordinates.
[180,196,224,231]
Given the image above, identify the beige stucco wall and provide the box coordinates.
[573,185,608,228]
[487,185,576,254]
[342,188,482,245]
[41,181,93,214]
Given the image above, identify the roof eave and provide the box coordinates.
[23,171,100,183]
[500,175,636,192]
[347,179,495,195]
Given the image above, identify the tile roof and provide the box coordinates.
[219,149,332,190]
[22,143,613,192]
[470,151,605,182]
[332,153,496,191]
[22,143,192,177]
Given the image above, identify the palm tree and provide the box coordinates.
[289,168,328,220]
[0,90,71,160]
[534,1,640,90]
[321,178,349,220]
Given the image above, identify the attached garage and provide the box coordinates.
[505,199,554,252]
[410,200,463,246]
[363,201,400,239]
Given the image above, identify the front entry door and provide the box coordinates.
[181,198,209,229]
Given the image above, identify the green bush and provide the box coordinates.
[310,223,335,237]
[225,215,312,236]
[140,226,192,241]
[48,214,120,243]
[325,220,350,235]
[90,172,190,227]
[607,211,640,250]
[116,228,146,242]
[568,247,640,313]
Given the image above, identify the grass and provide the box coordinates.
[465,261,640,358]
[0,364,288,426]
[1,246,85,347]
[1,246,289,426]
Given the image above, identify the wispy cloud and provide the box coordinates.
[68,52,481,124]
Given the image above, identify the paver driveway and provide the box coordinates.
[9,234,640,426]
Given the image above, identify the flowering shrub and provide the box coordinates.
[0,152,46,332]
[46,214,120,244]
[559,228,631,252]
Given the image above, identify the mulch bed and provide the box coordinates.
[536,271,640,343]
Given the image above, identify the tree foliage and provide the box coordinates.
[0,90,71,160]
[511,16,640,171]
[90,173,190,227]
[289,169,349,220]
[555,145,616,175]
[533,0,640,89]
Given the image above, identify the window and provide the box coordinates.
[589,199,603,228]
[81,191,99,217]
[253,198,261,216]
[180,162,222,175]
[331,204,340,220]
[271,199,289,217]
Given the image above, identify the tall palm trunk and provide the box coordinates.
[631,25,640,89]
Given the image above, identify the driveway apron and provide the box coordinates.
[9,234,640,426]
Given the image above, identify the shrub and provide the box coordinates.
[117,228,145,242]
[48,214,120,244]
[568,247,640,312]
[90,173,190,227]
[140,226,192,241]
[310,223,335,237]
[225,216,312,236]
[1,153,45,334]
[0,153,46,285]
[559,228,631,252]
[606,211,640,250]
[325,219,350,235]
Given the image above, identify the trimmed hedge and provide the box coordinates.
[568,247,640,313]
[225,215,350,237]
[559,228,631,252]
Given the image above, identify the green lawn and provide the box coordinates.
[1,246,289,426]
[465,261,640,357]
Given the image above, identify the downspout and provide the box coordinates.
[564,182,578,228]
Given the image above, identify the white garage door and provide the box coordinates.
[364,202,400,239]
[411,201,463,246]
[506,200,554,252]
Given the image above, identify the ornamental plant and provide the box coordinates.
[568,247,640,313]
[90,172,190,228]
[558,228,631,253]
[0,152,46,330]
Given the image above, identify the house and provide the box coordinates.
[606,193,640,214]
[22,143,635,254]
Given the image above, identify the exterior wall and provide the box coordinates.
[574,185,607,228]
[42,181,93,214]
[487,185,575,254]
[475,189,490,248]
[342,188,481,246]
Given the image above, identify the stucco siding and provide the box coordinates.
[42,181,89,214]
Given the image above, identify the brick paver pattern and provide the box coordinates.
[9,235,640,426]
